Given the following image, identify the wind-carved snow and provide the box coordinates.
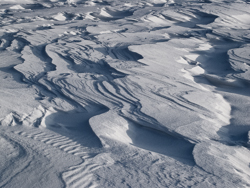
[0,0,250,187]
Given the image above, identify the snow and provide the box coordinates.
[0,0,250,187]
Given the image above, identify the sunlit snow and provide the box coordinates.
[0,0,250,187]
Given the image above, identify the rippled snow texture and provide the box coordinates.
[0,0,250,187]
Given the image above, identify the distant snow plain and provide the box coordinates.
[0,0,250,187]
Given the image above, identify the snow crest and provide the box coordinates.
[1,0,250,187]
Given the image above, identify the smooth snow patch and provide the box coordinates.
[53,13,67,21]
[9,5,25,10]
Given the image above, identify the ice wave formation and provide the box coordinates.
[0,0,250,187]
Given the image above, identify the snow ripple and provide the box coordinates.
[0,0,250,187]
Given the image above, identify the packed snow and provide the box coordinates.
[0,0,250,187]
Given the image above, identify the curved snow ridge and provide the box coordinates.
[89,110,133,147]
[201,2,250,42]
[1,0,250,187]
[228,44,250,82]
[1,104,103,146]
[204,74,245,88]
[89,109,195,164]
[91,7,134,21]
[128,40,232,143]
[14,45,50,83]
[53,12,75,21]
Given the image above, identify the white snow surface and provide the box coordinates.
[0,0,250,187]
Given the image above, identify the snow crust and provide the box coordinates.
[0,0,250,187]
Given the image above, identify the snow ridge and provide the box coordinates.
[0,0,250,187]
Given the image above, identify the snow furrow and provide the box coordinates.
[1,0,250,187]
